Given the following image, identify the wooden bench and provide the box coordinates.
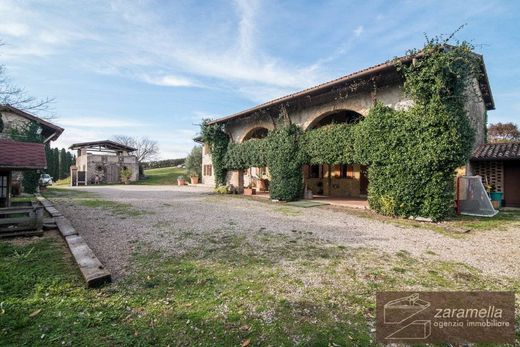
[0,206,44,237]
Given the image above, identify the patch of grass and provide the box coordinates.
[272,206,302,217]
[327,204,520,235]
[133,167,187,185]
[43,187,145,217]
[77,199,146,217]
[53,176,71,186]
[1,229,519,346]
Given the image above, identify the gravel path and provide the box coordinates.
[51,185,520,280]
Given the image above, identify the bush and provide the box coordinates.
[120,167,133,184]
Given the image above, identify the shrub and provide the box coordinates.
[120,167,133,184]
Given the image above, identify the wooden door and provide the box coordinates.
[360,165,368,196]
[504,161,520,207]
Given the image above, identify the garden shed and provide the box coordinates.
[471,142,520,207]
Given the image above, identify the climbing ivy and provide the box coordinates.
[356,40,479,220]
[265,123,305,201]
[225,139,267,170]
[302,123,357,165]
[202,39,480,220]
[200,120,229,186]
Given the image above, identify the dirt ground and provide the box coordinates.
[48,185,520,280]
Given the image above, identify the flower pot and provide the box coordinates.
[190,176,199,184]
[177,179,186,186]
[491,200,501,210]
[490,191,503,201]
[243,188,256,196]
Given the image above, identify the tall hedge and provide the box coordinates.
[265,124,305,201]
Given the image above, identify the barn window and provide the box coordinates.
[309,164,321,178]
[339,164,354,179]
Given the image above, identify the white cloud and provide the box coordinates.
[139,74,199,87]
[56,117,144,128]
[354,25,364,37]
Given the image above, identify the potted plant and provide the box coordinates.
[190,173,199,185]
[243,183,256,196]
[177,175,186,186]
[120,167,132,185]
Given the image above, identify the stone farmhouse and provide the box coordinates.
[201,53,494,200]
[69,140,139,185]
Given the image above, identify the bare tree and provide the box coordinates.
[112,135,160,162]
[487,122,520,143]
[0,42,54,117]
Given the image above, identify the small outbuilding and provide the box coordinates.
[69,140,139,185]
[470,142,520,207]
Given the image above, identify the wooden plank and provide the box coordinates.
[54,216,78,237]
[0,230,43,238]
[65,235,111,287]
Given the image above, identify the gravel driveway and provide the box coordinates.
[50,185,520,280]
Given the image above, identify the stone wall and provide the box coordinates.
[75,152,139,184]
[202,78,489,189]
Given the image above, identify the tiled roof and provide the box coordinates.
[0,139,47,169]
[208,49,494,125]
[471,142,520,161]
[0,105,64,142]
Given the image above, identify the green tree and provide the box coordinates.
[185,146,202,178]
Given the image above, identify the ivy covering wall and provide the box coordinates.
[201,120,229,187]
[355,41,478,220]
[202,40,479,220]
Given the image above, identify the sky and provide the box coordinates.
[0,0,519,159]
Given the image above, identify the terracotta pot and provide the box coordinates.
[190,176,199,184]
[177,179,186,186]
[243,188,256,196]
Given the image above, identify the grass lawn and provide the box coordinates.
[1,226,519,346]
[133,166,187,185]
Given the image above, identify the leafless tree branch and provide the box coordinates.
[112,135,160,162]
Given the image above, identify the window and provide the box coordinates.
[339,164,354,179]
[0,173,8,199]
[203,164,213,176]
[309,164,321,178]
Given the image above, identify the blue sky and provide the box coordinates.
[0,0,519,158]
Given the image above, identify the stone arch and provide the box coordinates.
[305,109,363,131]
[240,126,270,143]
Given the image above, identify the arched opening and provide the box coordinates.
[307,109,362,130]
[304,109,367,200]
[242,127,269,142]
[241,127,270,195]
